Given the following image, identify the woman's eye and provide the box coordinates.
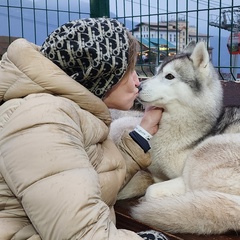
[165,73,175,80]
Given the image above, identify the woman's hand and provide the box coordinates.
[139,106,163,136]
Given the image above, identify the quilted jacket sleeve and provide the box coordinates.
[116,131,152,188]
[0,94,142,240]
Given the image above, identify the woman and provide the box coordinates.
[0,18,166,240]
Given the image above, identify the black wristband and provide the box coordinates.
[129,130,151,153]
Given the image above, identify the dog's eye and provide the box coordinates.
[165,73,175,80]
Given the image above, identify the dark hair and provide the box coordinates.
[125,31,139,76]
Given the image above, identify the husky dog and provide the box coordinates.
[111,41,240,235]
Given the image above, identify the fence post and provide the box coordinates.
[90,0,110,18]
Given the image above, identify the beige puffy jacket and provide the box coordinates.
[0,39,151,240]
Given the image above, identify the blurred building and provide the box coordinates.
[132,19,210,51]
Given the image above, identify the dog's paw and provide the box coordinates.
[145,184,174,200]
[145,177,186,200]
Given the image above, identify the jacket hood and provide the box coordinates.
[0,38,111,125]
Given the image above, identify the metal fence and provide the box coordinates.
[0,0,239,80]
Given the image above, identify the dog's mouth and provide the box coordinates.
[136,96,151,106]
[136,97,165,111]
[136,96,145,103]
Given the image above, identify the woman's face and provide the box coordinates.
[103,70,140,110]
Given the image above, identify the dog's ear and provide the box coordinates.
[190,41,209,68]
[182,41,196,54]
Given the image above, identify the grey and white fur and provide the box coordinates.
[110,41,240,235]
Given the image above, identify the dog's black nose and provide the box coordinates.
[138,84,142,92]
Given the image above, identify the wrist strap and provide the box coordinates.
[134,125,153,141]
[129,131,151,153]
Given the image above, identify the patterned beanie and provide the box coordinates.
[40,18,130,99]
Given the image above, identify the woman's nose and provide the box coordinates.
[133,71,140,86]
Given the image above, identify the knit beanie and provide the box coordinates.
[40,18,130,99]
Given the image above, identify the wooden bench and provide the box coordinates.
[115,81,240,240]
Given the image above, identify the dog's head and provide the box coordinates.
[138,41,222,112]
